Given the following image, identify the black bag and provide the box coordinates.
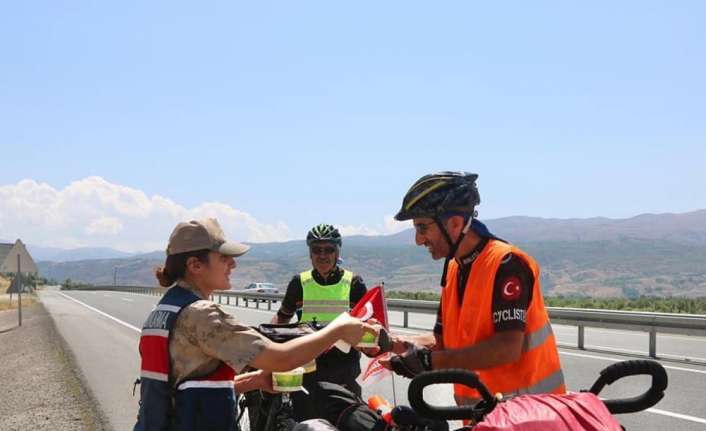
[307,382,387,431]
[255,323,317,342]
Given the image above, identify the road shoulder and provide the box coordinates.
[0,300,110,430]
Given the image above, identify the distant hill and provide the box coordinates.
[484,210,706,244]
[27,245,135,262]
[35,210,706,298]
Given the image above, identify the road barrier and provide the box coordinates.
[79,285,706,361]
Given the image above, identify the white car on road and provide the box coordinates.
[242,282,279,302]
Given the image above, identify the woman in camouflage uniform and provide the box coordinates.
[134,218,376,431]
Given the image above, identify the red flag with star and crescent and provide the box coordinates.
[350,284,389,329]
[350,285,392,385]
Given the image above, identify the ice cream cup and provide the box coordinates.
[272,367,305,392]
[356,331,379,348]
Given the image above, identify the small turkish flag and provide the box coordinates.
[351,285,393,386]
[358,352,393,386]
[350,285,389,329]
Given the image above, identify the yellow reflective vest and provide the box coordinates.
[300,269,352,323]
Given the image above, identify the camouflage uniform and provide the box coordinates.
[170,283,268,385]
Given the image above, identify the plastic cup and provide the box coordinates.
[303,359,317,374]
[272,367,305,392]
[356,331,379,348]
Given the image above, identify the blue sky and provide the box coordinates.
[1,2,704,251]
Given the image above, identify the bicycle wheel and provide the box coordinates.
[238,391,268,431]
[238,390,274,431]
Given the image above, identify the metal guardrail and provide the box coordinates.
[81,285,706,361]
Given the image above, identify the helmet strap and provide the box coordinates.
[437,214,475,287]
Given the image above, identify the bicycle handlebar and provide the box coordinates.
[408,369,497,421]
[408,360,667,422]
[588,359,668,414]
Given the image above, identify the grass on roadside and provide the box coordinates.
[0,293,38,311]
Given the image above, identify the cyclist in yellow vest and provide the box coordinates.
[272,223,368,419]
[380,172,565,409]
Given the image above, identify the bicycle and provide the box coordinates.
[401,359,668,430]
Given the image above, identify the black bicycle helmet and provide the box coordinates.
[394,171,480,221]
[396,172,481,287]
[306,223,342,247]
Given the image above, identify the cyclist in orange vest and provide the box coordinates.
[380,172,565,406]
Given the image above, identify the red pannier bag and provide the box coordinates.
[473,392,621,431]
[408,361,667,431]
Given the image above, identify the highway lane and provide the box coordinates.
[41,288,706,430]
[385,310,706,362]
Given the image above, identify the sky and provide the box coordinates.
[1,2,705,252]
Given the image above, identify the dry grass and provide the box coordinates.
[0,293,37,311]
[0,275,9,293]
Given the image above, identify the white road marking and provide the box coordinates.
[121,298,134,302]
[560,351,706,375]
[57,292,141,333]
[647,408,706,424]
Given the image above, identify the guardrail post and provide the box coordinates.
[236,296,239,307]
[268,300,271,311]
[578,325,585,350]
[256,300,260,309]
[227,296,230,305]
[649,328,657,358]
[403,311,409,328]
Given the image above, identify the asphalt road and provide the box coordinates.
[40,288,706,431]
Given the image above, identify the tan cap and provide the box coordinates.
[166,218,250,257]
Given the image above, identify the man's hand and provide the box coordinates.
[389,334,413,354]
[379,345,433,379]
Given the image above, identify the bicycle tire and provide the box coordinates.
[235,393,252,431]
[237,391,270,431]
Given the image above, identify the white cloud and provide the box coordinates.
[338,224,381,236]
[383,215,411,234]
[85,217,123,235]
[338,215,411,237]
[0,177,292,252]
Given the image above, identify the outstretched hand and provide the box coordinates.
[379,345,433,379]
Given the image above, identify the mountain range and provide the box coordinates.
[34,210,706,298]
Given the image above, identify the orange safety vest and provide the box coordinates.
[441,240,565,405]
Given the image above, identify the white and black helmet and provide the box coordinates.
[306,223,342,247]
